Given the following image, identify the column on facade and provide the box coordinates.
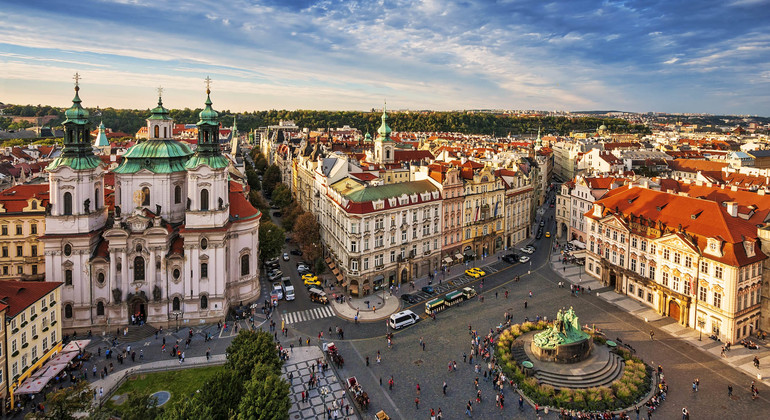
[148,250,156,298]
[108,251,117,303]
[215,243,226,299]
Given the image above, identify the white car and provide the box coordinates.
[272,283,284,300]
[520,246,535,254]
[519,256,530,263]
[282,252,290,261]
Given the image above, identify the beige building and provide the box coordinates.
[0,184,48,281]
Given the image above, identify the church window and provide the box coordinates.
[96,302,105,316]
[164,127,167,138]
[200,189,209,211]
[385,149,391,160]
[201,238,208,250]
[97,272,105,285]
[63,192,73,215]
[174,186,182,204]
[64,269,72,286]
[134,256,145,281]
[154,125,160,138]
[173,268,180,280]
[172,297,180,311]
[94,188,100,210]
[64,244,72,256]
[200,295,208,309]
[241,254,250,276]
[201,263,208,278]
[141,187,150,206]
[64,304,73,319]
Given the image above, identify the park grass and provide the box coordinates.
[106,365,222,413]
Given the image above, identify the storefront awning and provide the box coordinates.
[455,253,464,260]
[62,339,91,353]
[328,262,337,270]
[443,257,453,264]
[373,275,385,282]
[325,257,332,264]
[569,240,586,249]
[332,268,340,276]
[336,272,344,281]
[14,377,48,395]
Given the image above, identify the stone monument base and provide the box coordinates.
[530,337,592,364]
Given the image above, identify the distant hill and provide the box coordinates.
[571,110,626,115]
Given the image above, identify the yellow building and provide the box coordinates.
[0,281,63,406]
[459,164,506,259]
[0,185,49,281]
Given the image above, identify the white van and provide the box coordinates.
[281,277,295,301]
[388,310,419,330]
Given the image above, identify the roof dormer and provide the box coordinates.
[705,237,723,257]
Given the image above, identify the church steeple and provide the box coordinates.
[373,102,395,164]
[46,73,101,171]
[534,126,543,150]
[185,77,229,170]
[377,102,393,141]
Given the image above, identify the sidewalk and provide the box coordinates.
[548,252,770,385]
[284,346,355,419]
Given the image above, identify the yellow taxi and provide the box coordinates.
[302,274,322,288]
[545,231,551,238]
[464,268,486,278]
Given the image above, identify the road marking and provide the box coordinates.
[283,306,335,325]
[143,342,150,347]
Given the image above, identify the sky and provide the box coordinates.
[1,0,769,115]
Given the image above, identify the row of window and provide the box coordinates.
[351,241,438,271]
[65,295,209,319]
[0,223,38,236]
[10,331,56,379]
[1,244,38,258]
[0,265,39,276]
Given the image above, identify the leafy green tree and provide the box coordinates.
[160,395,213,420]
[120,390,161,420]
[236,364,290,420]
[32,380,92,420]
[254,153,268,174]
[197,369,245,420]
[293,212,322,262]
[259,221,286,262]
[245,167,260,191]
[271,184,293,209]
[261,165,281,198]
[225,330,283,381]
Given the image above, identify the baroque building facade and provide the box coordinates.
[42,81,261,331]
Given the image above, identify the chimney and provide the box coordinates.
[725,201,738,217]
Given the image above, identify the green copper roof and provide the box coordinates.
[197,94,219,126]
[364,132,372,142]
[113,139,193,174]
[331,179,437,203]
[185,154,229,170]
[46,155,102,171]
[148,97,172,120]
[377,105,392,141]
[64,89,89,124]
[94,121,110,147]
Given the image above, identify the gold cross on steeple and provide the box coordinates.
[157,86,164,98]
[204,76,212,94]
[73,72,81,90]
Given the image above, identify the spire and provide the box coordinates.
[535,126,542,150]
[149,86,171,120]
[186,76,228,170]
[94,120,110,148]
[46,74,101,171]
[377,101,392,141]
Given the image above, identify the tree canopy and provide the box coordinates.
[225,330,283,381]
[33,380,92,420]
[236,364,290,420]
[258,221,286,262]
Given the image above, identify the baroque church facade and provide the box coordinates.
[42,80,261,331]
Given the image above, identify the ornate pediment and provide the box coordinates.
[657,234,698,254]
[126,212,151,233]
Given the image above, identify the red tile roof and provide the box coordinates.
[229,191,260,221]
[169,236,184,256]
[0,281,63,317]
[393,150,434,162]
[668,158,727,174]
[350,172,378,181]
[0,184,49,213]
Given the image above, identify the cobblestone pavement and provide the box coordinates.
[283,347,355,419]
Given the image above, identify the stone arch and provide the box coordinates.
[154,125,160,138]
[63,191,73,215]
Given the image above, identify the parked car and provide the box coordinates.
[545,231,551,238]
[290,249,303,256]
[282,277,295,301]
[265,257,280,267]
[521,245,536,254]
[282,252,290,261]
[519,256,530,263]
[303,274,322,288]
[501,254,518,264]
[400,294,419,304]
[272,283,284,300]
[421,285,435,294]
[465,268,486,278]
[297,267,312,276]
[536,229,543,239]
[540,220,545,227]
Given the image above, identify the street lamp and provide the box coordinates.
[698,319,705,341]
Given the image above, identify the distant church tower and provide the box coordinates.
[373,104,394,164]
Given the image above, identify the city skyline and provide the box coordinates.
[1,0,769,115]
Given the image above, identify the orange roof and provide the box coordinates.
[668,158,727,173]
[229,191,260,221]
[0,184,49,213]
[0,281,63,317]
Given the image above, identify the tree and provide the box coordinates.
[271,184,293,209]
[281,202,303,232]
[259,221,285,262]
[225,330,283,381]
[245,167,260,191]
[160,395,213,420]
[254,153,267,174]
[197,369,245,420]
[120,390,161,420]
[236,364,290,420]
[33,381,92,420]
[261,165,281,198]
[293,212,322,262]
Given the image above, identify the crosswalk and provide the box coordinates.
[282,306,336,325]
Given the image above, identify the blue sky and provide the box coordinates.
[1,0,769,115]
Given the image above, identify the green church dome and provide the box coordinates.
[64,88,90,124]
[113,139,193,174]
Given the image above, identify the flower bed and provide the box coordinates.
[496,323,652,412]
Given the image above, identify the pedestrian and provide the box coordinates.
[692,381,697,392]
[366,356,369,366]
[416,383,421,395]
[528,291,532,298]
[650,330,655,340]
[388,376,394,390]
[301,390,306,403]
[415,397,420,409]
[466,400,473,417]
[682,407,689,420]
[524,300,528,309]
[495,291,498,299]
[377,354,381,364]
[518,395,524,411]
[206,348,211,360]
[728,384,733,397]
[463,352,467,363]
[443,381,447,395]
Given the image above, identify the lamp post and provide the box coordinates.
[698,319,705,341]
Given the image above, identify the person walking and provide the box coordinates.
[524,300,528,309]
[649,330,655,340]
[465,400,473,417]
[414,397,420,409]
[416,383,421,396]
[442,381,447,395]
[682,407,690,420]
[728,384,733,397]
[388,376,394,391]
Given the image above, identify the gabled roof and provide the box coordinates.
[0,281,63,317]
[0,184,49,213]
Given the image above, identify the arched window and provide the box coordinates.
[200,189,209,211]
[141,187,150,206]
[174,185,182,204]
[172,297,180,311]
[96,301,105,316]
[173,268,180,280]
[201,263,208,278]
[64,269,73,286]
[200,295,208,309]
[163,127,167,138]
[64,244,72,256]
[64,304,73,319]
[385,149,391,160]
[134,256,145,281]
[63,192,73,215]
[94,188,100,210]
[97,272,105,285]
[154,125,160,138]
[241,254,250,276]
